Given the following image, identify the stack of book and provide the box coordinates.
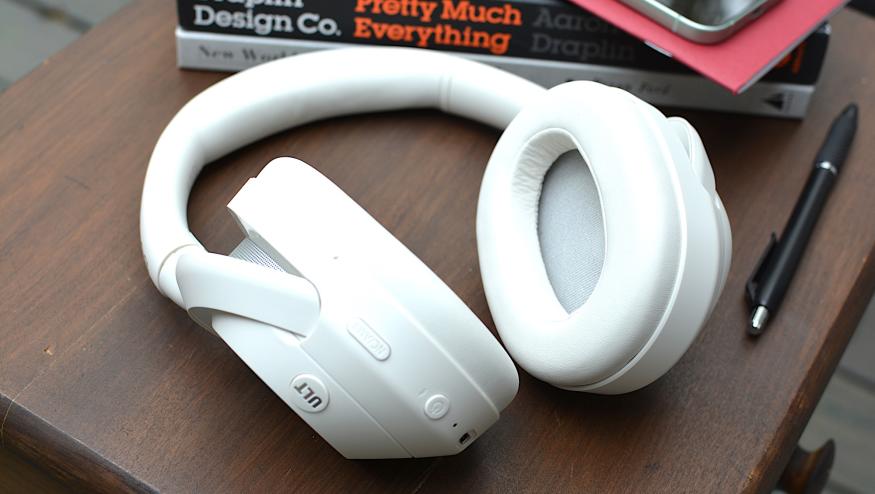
[175,0,830,118]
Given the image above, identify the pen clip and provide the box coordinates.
[746,233,778,308]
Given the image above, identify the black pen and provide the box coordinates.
[746,104,859,335]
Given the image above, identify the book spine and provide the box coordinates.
[176,28,814,119]
[175,0,828,86]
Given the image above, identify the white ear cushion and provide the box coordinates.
[478,81,711,388]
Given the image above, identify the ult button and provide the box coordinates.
[290,374,329,413]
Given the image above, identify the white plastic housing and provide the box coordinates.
[177,158,518,458]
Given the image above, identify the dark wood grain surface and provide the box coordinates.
[0,446,71,494]
[0,2,873,492]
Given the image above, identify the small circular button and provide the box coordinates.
[290,374,329,413]
[424,394,450,420]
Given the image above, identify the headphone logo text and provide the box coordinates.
[290,374,329,413]
[294,381,324,409]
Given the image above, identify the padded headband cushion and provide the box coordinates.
[477,82,688,388]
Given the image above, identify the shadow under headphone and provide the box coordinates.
[141,47,731,459]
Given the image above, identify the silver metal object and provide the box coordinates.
[619,0,783,44]
[817,161,838,176]
[749,306,770,335]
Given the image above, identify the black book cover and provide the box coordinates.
[177,0,828,85]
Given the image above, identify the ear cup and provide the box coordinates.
[668,117,733,305]
[477,81,729,393]
[229,158,519,412]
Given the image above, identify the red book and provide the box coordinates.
[568,0,848,93]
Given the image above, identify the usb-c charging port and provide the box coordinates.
[458,430,476,445]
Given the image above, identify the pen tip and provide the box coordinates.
[749,322,763,336]
[749,306,770,336]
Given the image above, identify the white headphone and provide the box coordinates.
[141,47,731,459]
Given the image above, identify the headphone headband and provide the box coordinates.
[141,47,544,305]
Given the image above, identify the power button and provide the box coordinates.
[424,394,450,420]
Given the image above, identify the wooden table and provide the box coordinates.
[1,2,872,492]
